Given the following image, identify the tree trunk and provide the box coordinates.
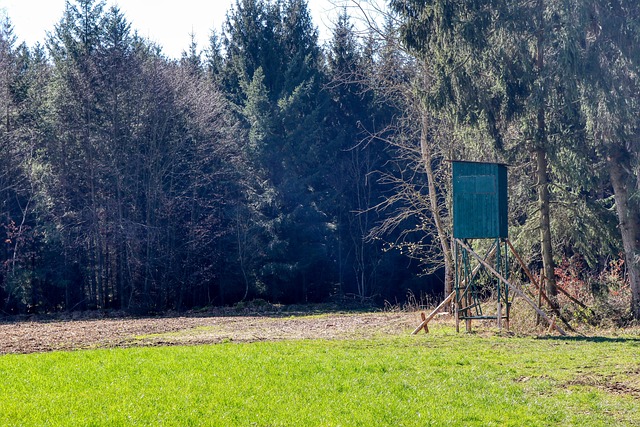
[534,0,557,304]
[607,149,640,320]
[420,108,453,295]
[536,147,558,302]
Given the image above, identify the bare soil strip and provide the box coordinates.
[0,312,416,354]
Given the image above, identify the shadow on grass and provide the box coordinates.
[535,335,640,344]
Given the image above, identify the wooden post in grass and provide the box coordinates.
[412,291,455,335]
[455,299,460,333]
[505,302,510,331]
[420,312,429,334]
[537,272,544,326]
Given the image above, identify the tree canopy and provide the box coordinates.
[0,0,637,322]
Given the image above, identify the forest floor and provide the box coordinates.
[0,306,419,354]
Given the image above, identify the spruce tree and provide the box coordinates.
[325,10,392,299]
[389,0,598,303]
[46,0,108,309]
[222,0,339,302]
[0,16,32,312]
[579,0,640,320]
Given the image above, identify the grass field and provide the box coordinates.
[0,323,638,426]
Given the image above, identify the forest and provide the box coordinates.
[0,0,638,323]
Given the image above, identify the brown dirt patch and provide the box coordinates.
[0,311,419,355]
[562,376,640,399]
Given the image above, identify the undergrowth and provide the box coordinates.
[399,255,635,335]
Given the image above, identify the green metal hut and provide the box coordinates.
[452,161,508,239]
[451,160,510,331]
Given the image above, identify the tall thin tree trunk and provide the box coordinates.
[420,107,453,295]
[608,150,640,320]
[536,148,557,302]
[535,0,557,304]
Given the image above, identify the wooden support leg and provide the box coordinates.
[537,270,544,326]
[420,312,429,334]
[411,291,455,335]
[456,239,567,336]
[505,302,510,331]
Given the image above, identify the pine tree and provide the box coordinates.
[96,5,140,309]
[220,0,338,302]
[325,10,392,299]
[205,30,225,86]
[579,0,640,320]
[222,0,281,101]
[389,0,599,303]
[46,0,109,309]
[0,15,31,312]
[181,32,203,77]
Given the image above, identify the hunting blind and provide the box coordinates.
[412,161,567,335]
[452,161,508,239]
[452,161,510,332]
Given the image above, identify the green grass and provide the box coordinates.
[0,327,638,426]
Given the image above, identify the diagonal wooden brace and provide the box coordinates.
[456,239,566,336]
[411,291,455,335]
